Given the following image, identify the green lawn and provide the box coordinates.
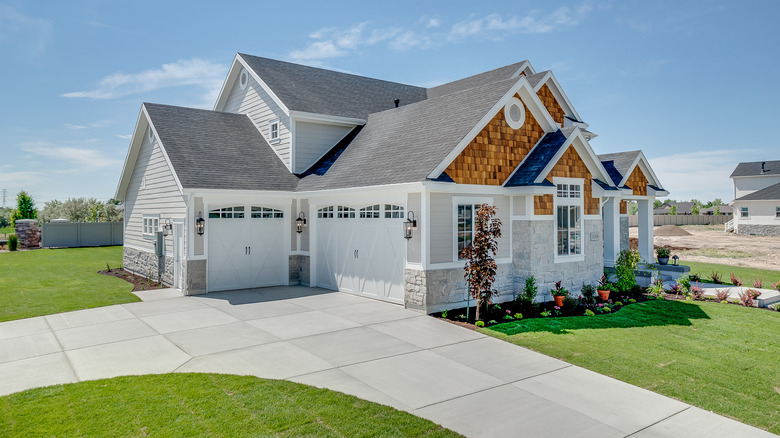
[0,246,138,322]
[0,373,460,437]
[485,299,780,434]
[0,225,11,239]
[681,260,780,286]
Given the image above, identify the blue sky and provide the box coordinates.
[1,0,778,207]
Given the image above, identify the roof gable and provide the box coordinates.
[597,150,664,192]
[523,128,614,188]
[730,160,780,178]
[734,181,780,201]
[504,130,567,187]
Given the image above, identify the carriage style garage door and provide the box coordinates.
[207,206,287,292]
[315,204,405,303]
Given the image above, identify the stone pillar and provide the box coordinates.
[637,199,654,263]
[15,219,41,249]
[602,198,620,267]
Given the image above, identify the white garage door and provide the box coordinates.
[207,206,287,292]
[315,204,405,303]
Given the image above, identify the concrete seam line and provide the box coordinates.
[624,406,692,437]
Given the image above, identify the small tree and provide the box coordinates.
[668,205,678,215]
[461,204,502,322]
[10,191,36,227]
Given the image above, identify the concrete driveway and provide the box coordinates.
[0,286,772,437]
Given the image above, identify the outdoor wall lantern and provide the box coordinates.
[296,212,307,234]
[672,255,679,266]
[162,218,173,236]
[403,211,417,239]
[195,211,205,236]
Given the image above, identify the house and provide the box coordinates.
[728,160,780,235]
[653,201,695,215]
[700,204,732,216]
[114,53,667,313]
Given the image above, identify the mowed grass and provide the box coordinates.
[0,373,461,437]
[485,299,780,434]
[0,246,138,322]
[681,260,780,286]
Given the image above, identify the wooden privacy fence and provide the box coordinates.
[41,222,123,248]
[628,215,730,227]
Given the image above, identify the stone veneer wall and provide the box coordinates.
[289,255,310,286]
[405,264,515,313]
[737,224,780,236]
[15,219,41,249]
[620,217,629,252]
[123,246,173,286]
[186,259,207,295]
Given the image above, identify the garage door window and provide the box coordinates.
[318,206,334,218]
[337,206,355,218]
[209,206,245,219]
[251,206,283,218]
[360,204,380,218]
[384,204,404,218]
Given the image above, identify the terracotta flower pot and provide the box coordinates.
[553,295,565,306]
[597,290,610,301]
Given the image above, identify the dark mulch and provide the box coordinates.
[99,269,162,292]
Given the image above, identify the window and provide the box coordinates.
[318,206,334,218]
[251,206,283,218]
[359,204,380,218]
[269,119,280,143]
[142,215,159,239]
[555,182,582,258]
[776,207,780,218]
[740,207,749,218]
[457,204,474,258]
[384,204,404,218]
[337,206,355,218]
[209,206,245,219]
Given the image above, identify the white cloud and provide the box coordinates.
[116,134,132,140]
[62,58,227,100]
[22,143,124,169]
[0,5,51,54]
[65,124,87,130]
[288,4,594,63]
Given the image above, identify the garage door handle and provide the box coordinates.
[354,249,358,259]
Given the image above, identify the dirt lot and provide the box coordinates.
[630,225,780,271]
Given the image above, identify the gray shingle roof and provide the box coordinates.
[730,160,780,178]
[598,151,640,185]
[239,54,428,120]
[525,71,549,88]
[734,182,780,201]
[296,78,517,191]
[144,103,299,192]
[426,61,528,99]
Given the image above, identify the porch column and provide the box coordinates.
[603,198,620,267]
[637,199,654,263]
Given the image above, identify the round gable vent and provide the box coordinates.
[239,69,249,90]
[504,97,526,129]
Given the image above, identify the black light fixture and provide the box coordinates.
[672,255,679,266]
[296,212,307,234]
[403,211,417,239]
[162,218,173,236]
[195,211,205,236]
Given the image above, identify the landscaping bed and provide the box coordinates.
[99,267,162,291]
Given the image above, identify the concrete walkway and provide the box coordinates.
[0,287,773,437]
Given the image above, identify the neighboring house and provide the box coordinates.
[700,205,732,216]
[729,160,780,235]
[654,201,694,215]
[115,53,667,313]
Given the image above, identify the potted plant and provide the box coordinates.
[597,275,613,301]
[551,281,568,306]
[656,247,670,265]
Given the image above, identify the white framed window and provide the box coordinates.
[384,204,404,219]
[503,97,526,129]
[740,207,749,218]
[554,179,583,261]
[268,119,280,143]
[337,206,355,218]
[251,206,283,219]
[209,206,245,219]
[359,204,380,219]
[142,214,159,240]
[457,204,474,259]
[318,206,334,218]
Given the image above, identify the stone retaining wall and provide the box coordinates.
[737,224,780,236]
[123,246,173,286]
[15,219,41,249]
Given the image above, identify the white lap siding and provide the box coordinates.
[294,121,354,173]
[124,133,186,253]
[222,73,292,169]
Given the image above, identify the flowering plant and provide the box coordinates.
[551,281,569,297]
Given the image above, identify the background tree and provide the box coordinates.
[10,191,36,227]
[669,205,678,215]
[0,207,12,228]
[460,204,502,321]
[628,201,638,215]
[653,200,663,208]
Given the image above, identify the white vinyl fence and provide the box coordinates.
[628,215,730,227]
[41,222,123,248]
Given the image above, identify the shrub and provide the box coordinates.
[669,283,682,295]
[710,271,723,284]
[690,283,705,300]
[519,276,538,302]
[689,273,701,282]
[584,309,595,316]
[602,306,612,313]
[562,296,580,315]
[540,311,551,317]
[768,303,780,312]
[502,314,514,320]
[738,289,761,307]
[513,313,522,320]
[488,320,497,325]
[648,278,665,297]
[678,275,691,293]
[475,321,485,327]
[8,234,18,251]
[751,278,764,288]
[614,249,641,292]
[628,298,637,303]
[614,301,623,307]
[580,283,596,304]
[721,300,729,304]
[730,272,743,286]
[715,289,730,301]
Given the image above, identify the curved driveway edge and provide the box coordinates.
[0,286,773,438]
